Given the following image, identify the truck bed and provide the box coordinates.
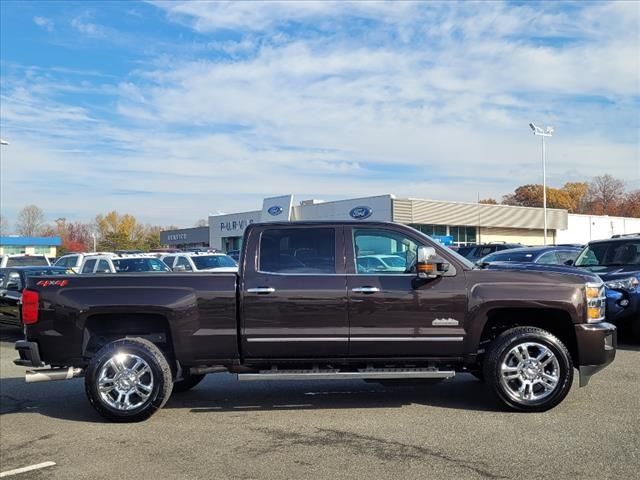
[25,273,238,367]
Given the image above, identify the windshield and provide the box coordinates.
[483,251,536,263]
[112,258,171,272]
[6,256,50,267]
[192,255,237,270]
[575,241,640,267]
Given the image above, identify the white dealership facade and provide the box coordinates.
[188,194,639,251]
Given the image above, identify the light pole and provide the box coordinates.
[0,140,8,235]
[529,123,554,245]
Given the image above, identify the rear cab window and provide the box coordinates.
[7,256,49,267]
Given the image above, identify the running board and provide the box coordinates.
[237,368,455,382]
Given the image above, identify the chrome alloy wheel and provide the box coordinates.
[97,353,154,411]
[499,342,560,404]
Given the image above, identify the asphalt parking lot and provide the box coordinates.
[0,325,638,480]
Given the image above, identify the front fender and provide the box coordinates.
[465,282,585,354]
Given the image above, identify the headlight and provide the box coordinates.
[604,276,639,292]
[585,282,606,323]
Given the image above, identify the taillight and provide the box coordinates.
[22,289,40,325]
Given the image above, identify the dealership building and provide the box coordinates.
[159,194,640,251]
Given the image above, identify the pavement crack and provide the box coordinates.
[250,427,507,479]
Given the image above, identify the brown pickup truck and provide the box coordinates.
[15,221,616,422]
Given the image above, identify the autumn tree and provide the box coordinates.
[561,182,589,213]
[586,174,625,215]
[95,211,144,251]
[16,205,45,236]
[621,190,640,218]
[478,198,497,205]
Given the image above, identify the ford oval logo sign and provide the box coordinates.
[349,206,373,220]
[267,205,283,216]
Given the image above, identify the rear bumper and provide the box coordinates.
[575,322,617,387]
[14,340,45,368]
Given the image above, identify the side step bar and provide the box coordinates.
[26,367,84,383]
[238,368,455,382]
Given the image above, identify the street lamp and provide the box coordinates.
[529,123,554,245]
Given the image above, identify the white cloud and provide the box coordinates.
[1,2,639,226]
[33,16,54,32]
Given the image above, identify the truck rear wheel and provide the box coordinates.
[85,338,173,422]
[484,327,573,412]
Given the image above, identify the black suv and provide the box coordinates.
[456,243,522,262]
[571,234,640,338]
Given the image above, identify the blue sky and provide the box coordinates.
[1,1,638,227]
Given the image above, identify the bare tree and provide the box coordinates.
[0,215,10,235]
[16,205,45,236]
[195,218,208,227]
[587,175,626,215]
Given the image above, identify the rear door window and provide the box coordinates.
[82,259,97,273]
[96,260,111,273]
[175,257,193,271]
[259,228,336,274]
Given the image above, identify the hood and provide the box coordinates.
[483,262,601,282]
[576,265,640,281]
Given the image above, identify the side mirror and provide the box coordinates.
[417,246,450,279]
[173,265,186,272]
[564,259,574,266]
[6,281,20,291]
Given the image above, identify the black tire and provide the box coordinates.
[173,371,205,392]
[85,337,173,422]
[483,327,574,412]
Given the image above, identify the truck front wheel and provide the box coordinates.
[85,338,173,422]
[484,327,574,412]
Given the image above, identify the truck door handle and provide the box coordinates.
[247,287,276,294]
[352,286,380,294]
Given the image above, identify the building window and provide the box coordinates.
[1,246,25,254]
[409,224,477,246]
[409,224,447,237]
[33,246,51,254]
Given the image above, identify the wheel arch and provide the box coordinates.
[473,307,578,364]
[83,312,174,362]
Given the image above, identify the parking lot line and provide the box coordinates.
[0,461,56,478]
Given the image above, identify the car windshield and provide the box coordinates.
[575,241,640,267]
[483,251,536,263]
[112,258,171,272]
[192,255,237,270]
[6,256,49,267]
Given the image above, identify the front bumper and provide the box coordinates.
[14,340,45,368]
[575,322,617,387]
[606,289,639,324]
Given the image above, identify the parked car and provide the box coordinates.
[0,266,71,326]
[79,254,171,274]
[54,252,114,274]
[571,234,640,338]
[456,243,522,262]
[226,250,240,262]
[15,221,615,422]
[357,254,408,273]
[477,246,582,267]
[161,252,237,272]
[0,254,50,268]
